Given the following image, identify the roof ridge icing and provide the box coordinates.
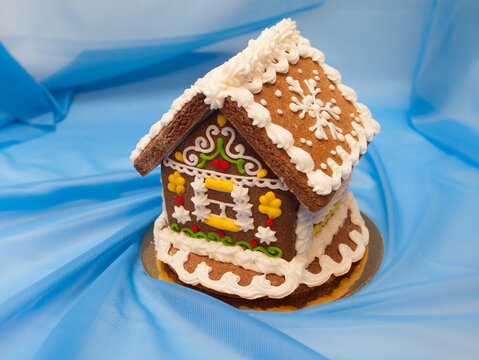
[131,18,380,197]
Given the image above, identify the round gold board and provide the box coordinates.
[140,213,383,312]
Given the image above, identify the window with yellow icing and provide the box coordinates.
[192,176,254,233]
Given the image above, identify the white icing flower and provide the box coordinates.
[191,176,207,192]
[233,202,253,217]
[172,206,191,224]
[192,206,211,221]
[235,216,255,232]
[255,226,277,245]
[231,184,249,200]
[191,192,210,207]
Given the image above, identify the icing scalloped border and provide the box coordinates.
[131,19,380,197]
[154,192,368,299]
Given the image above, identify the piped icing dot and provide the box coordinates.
[277,109,283,115]
[351,130,357,136]
[350,113,355,118]
[275,90,282,97]
[329,84,335,91]
[260,99,267,106]
[331,98,336,104]
[331,150,337,155]
[314,76,320,81]
[300,138,306,144]
[298,69,303,74]
[306,140,313,147]
[313,69,319,75]
[355,116,360,121]
[320,163,327,170]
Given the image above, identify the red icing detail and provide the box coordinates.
[217,230,225,238]
[176,196,184,205]
[192,225,199,232]
[250,240,258,247]
[213,158,230,172]
[266,218,274,226]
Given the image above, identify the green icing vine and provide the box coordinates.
[170,223,283,258]
[197,138,245,174]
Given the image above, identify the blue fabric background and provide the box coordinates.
[1,0,478,359]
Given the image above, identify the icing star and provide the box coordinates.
[172,205,191,224]
[255,226,277,245]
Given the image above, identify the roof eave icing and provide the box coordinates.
[131,18,380,197]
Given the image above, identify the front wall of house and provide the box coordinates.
[161,110,298,261]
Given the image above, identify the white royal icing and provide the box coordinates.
[163,158,288,190]
[155,192,368,299]
[132,18,380,199]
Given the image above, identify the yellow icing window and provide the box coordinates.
[191,175,254,233]
[205,216,241,232]
[204,178,234,192]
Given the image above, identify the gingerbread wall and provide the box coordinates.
[161,111,298,261]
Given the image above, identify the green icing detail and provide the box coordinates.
[197,138,246,174]
[170,223,283,258]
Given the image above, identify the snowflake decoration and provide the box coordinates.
[255,226,277,245]
[286,76,344,141]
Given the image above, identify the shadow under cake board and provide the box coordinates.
[140,213,383,312]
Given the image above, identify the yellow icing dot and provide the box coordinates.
[167,171,186,195]
[257,169,268,178]
[205,216,240,232]
[258,191,282,219]
[174,151,184,162]
[217,114,227,127]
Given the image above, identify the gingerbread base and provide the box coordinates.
[141,212,382,311]
[162,247,367,310]
[165,207,361,299]
[153,193,370,300]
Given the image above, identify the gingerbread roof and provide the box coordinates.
[131,19,380,213]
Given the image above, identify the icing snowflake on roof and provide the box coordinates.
[286,76,344,141]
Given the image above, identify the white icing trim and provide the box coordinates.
[132,19,380,198]
[163,158,289,190]
[154,192,368,299]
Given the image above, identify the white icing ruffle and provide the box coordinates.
[154,192,368,299]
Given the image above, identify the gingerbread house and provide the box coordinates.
[131,19,380,299]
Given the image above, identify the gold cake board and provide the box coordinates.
[140,213,383,312]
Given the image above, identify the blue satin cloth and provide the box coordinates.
[1,1,478,359]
